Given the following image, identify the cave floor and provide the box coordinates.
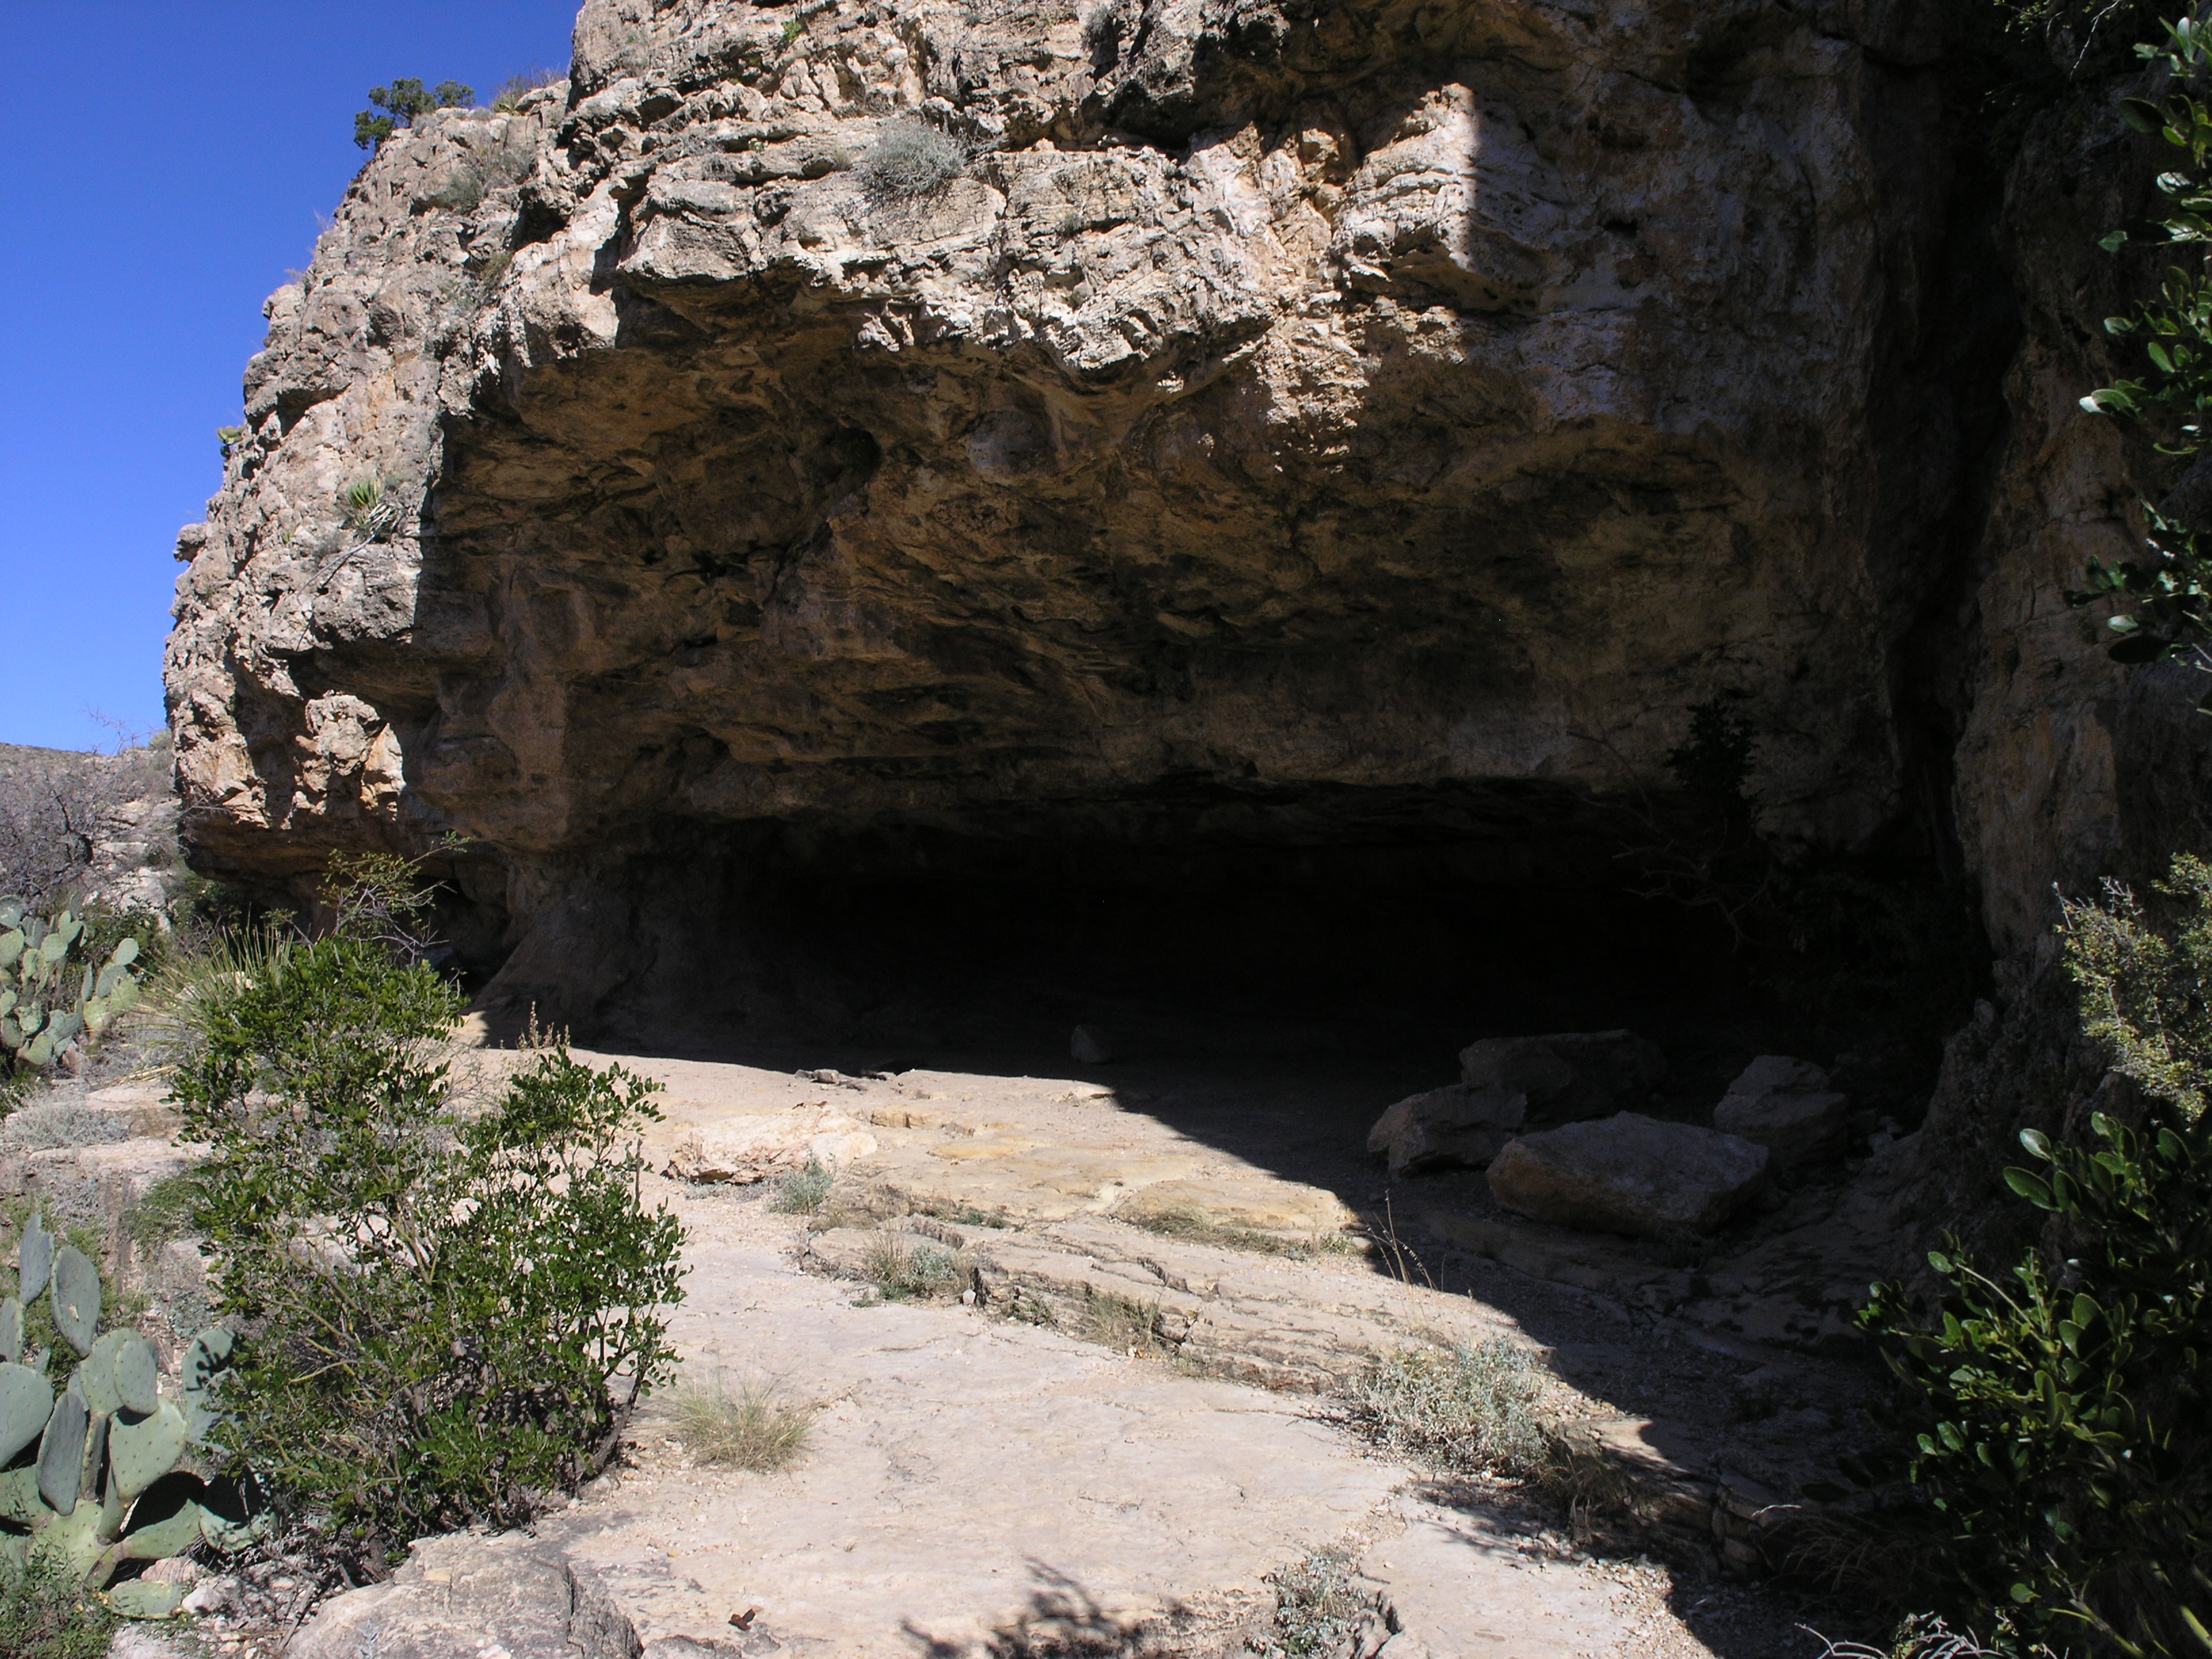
[514,1040,1914,1656]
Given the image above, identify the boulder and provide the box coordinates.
[288,1536,640,1659]
[1712,1057,1851,1174]
[665,1105,878,1184]
[1486,1113,1769,1238]
[1366,1084,1527,1174]
[1457,1031,1667,1126]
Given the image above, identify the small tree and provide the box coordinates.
[354,78,474,151]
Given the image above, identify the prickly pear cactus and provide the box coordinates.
[0,897,142,1076]
[1,1220,251,1615]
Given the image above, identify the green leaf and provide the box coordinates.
[2122,98,2167,134]
[2006,1166,2058,1209]
[2102,230,2133,253]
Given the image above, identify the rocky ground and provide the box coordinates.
[28,1035,1925,1658]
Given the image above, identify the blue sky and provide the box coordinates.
[0,1,579,752]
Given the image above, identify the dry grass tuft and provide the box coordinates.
[1340,1338,1556,1480]
[659,1374,817,1472]
[1124,1204,1360,1261]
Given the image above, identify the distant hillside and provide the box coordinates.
[0,737,178,910]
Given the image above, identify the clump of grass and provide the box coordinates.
[124,1170,203,1255]
[861,1231,963,1301]
[660,1373,817,1472]
[1340,1338,1556,1480]
[856,118,968,201]
[1081,1289,1163,1354]
[0,1547,117,1659]
[771,1154,833,1214]
[1253,1549,1371,1659]
[0,1105,133,1153]
[490,66,564,111]
[1126,1204,1360,1261]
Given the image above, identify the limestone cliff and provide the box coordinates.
[163,0,2173,1038]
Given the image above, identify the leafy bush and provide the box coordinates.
[2067,15,2212,697]
[659,1374,815,1471]
[354,78,474,151]
[1340,1338,1555,1480]
[857,119,968,201]
[1861,853,2212,1654]
[170,933,685,1564]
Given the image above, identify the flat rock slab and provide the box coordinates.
[545,1229,1410,1656]
[1488,1114,1769,1238]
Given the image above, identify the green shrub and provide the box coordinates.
[170,935,685,1564]
[1861,854,2212,1653]
[2066,14,2212,697]
[0,1547,116,1659]
[856,119,967,201]
[354,78,474,152]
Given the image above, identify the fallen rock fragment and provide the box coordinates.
[1366,1084,1526,1174]
[1712,1056,1851,1173]
[288,1536,640,1659]
[1457,1031,1666,1126]
[1486,1113,1769,1237]
[665,1105,877,1184]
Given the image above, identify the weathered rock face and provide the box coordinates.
[164,0,1988,1031]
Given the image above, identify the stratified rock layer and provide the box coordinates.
[165,0,1989,1027]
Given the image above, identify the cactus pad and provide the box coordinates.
[19,1221,53,1300]
[0,1464,39,1523]
[181,1327,233,1393]
[0,1361,52,1465]
[37,1384,87,1514]
[81,1408,109,1510]
[80,1328,129,1416]
[0,1296,18,1365]
[50,1244,99,1355]
[113,1336,159,1416]
[110,1401,188,1500]
[108,1578,190,1620]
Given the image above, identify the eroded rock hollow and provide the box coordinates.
[163,0,2201,1044]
